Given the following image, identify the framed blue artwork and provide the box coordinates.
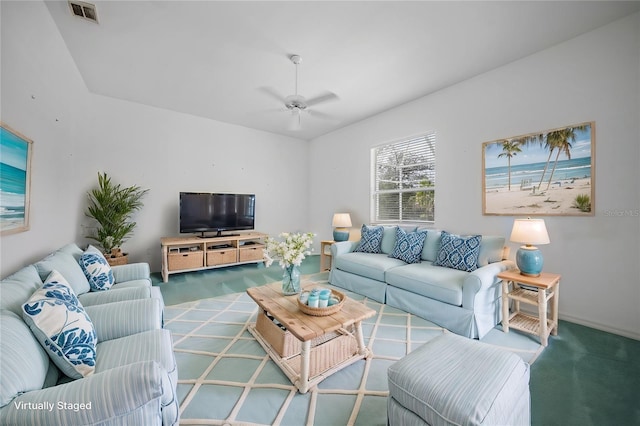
[482,121,595,216]
[1,123,33,235]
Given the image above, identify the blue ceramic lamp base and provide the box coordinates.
[333,228,349,242]
[516,246,544,277]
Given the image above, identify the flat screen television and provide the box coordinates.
[179,192,255,237]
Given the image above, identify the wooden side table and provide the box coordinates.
[320,240,334,271]
[498,269,560,346]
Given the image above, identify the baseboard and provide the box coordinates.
[557,313,640,341]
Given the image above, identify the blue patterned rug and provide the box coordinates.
[165,276,543,425]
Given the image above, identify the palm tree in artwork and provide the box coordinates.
[536,135,558,191]
[544,124,589,190]
[497,140,522,191]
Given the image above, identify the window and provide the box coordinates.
[371,133,436,224]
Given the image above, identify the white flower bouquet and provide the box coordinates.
[263,232,315,269]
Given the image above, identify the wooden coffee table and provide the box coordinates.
[247,282,376,393]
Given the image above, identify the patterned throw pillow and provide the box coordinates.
[433,231,482,272]
[389,227,428,264]
[22,270,97,379]
[354,225,384,254]
[79,245,114,291]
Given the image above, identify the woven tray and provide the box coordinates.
[297,288,346,316]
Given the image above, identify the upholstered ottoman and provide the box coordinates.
[387,333,530,426]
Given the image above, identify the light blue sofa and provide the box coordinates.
[0,244,178,425]
[330,227,514,339]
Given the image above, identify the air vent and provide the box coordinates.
[68,1,98,23]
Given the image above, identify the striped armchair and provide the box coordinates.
[0,246,178,425]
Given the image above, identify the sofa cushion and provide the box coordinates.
[420,229,441,262]
[35,247,91,295]
[433,231,482,272]
[380,226,397,254]
[79,246,115,291]
[0,265,43,316]
[477,235,506,267]
[354,225,384,254]
[386,262,468,306]
[22,271,97,379]
[389,227,427,264]
[335,252,406,282]
[0,310,50,408]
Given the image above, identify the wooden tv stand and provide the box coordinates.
[160,232,267,282]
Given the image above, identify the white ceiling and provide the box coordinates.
[45,1,639,141]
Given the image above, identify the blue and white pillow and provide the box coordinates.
[389,227,428,264]
[79,245,114,291]
[354,225,384,254]
[22,270,97,379]
[433,231,482,272]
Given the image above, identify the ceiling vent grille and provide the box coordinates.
[68,1,98,23]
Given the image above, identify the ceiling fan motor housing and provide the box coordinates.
[285,94,307,111]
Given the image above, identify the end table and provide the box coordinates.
[320,240,334,271]
[498,269,560,346]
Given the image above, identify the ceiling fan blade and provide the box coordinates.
[257,86,286,103]
[307,109,339,122]
[306,91,339,107]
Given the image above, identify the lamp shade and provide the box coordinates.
[332,213,352,228]
[510,218,550,245]
[510,218,550,277]
[332,213,352,242]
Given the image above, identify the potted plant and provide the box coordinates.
[85,172,149,266]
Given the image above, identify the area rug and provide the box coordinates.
[165,280,543,426]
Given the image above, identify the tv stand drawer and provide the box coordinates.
[168,251,204,271]
[240,246,264,262]
[207,249,238,266]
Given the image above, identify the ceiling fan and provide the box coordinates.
[262,54,338,130]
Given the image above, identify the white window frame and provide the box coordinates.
[370,132,436,225]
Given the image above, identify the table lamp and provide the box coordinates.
[332,213,352,242]
[510,218,550,277]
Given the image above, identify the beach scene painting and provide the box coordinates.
[1,123,33,235]
[483,121,594,216]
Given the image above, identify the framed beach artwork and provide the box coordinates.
[1,123,33,235]
[482,121,595,216]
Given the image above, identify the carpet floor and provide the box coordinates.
[164,274,542,426]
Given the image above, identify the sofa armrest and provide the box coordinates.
[112,262,151,284]
[330,241,358,258]
[84,298,162,341]
[0,361,172,426]
[78,286,151,307]
[462,260,515,309]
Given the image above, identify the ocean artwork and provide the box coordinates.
[1,123,33,235]
[482,122,594,216]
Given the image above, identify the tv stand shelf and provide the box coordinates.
[161,232,267,282]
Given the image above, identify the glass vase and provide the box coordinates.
[282,265,301,295]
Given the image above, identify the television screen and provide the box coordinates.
[180,193,255,236]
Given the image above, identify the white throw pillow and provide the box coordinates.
[79,245,115,291]
[22,270,97,379]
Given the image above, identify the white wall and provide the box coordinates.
[1,1,87,270]
[1,1,309,274]
[309,13,640,339]
[73,95,309,272]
